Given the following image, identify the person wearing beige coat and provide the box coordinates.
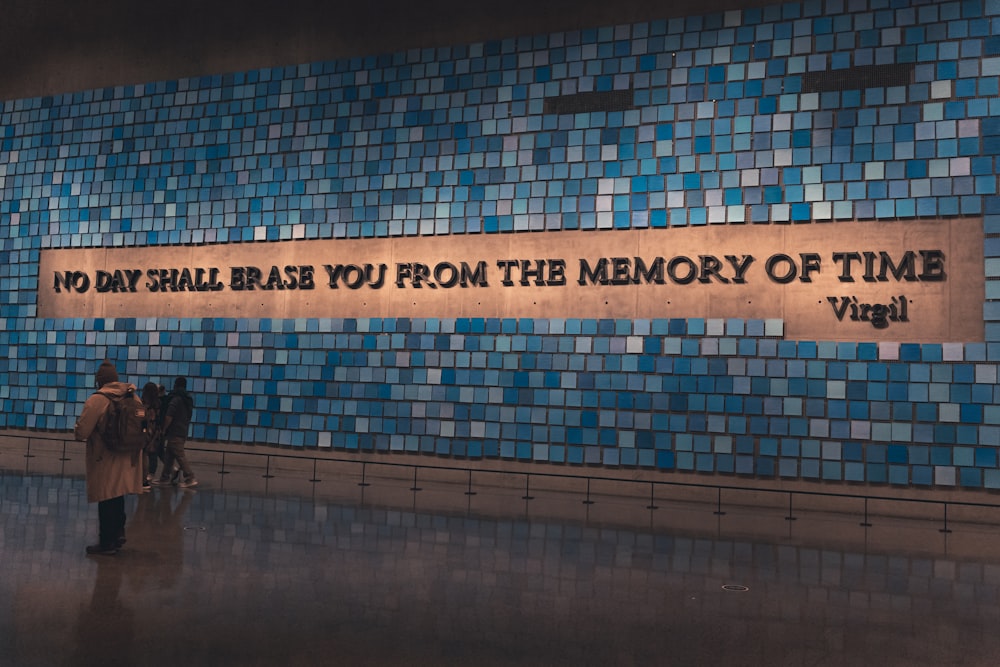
[74,359,144,555]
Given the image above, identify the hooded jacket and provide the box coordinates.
[74,381,144,502]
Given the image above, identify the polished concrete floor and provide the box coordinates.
[3,440,1000,666]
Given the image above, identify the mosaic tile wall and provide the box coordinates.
[1,0,999,489]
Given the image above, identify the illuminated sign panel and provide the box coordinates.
[39,218,984,342]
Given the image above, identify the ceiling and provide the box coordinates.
[0,0,776,99]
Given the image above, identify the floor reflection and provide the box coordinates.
[3,452,1000,666]
[72,556,135,667]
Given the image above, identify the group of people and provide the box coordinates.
[73,360,197,556]
[140,379,198,491]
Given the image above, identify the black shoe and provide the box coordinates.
[85,543,119,556]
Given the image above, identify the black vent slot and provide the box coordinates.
[801,63,914,93]
[544,89,635,115]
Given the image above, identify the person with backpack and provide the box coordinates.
[152,376,197,488]
[73,359,144,556]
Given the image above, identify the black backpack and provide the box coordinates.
[98,388,149,454]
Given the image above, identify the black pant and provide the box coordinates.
[97,496,126,547]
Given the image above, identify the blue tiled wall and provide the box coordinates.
[2,0,1000,489]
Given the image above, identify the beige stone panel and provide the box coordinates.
[282,237,394,319]
[633,226,769,320]
[513,229,642,319]
[382,234,503,319]
[944,218,987,340]
[772,218,983,341]
[37,218,984,342]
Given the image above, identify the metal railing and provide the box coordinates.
[13,434,1000,533]
[192,444,1000,534]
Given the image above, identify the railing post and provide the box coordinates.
[409,466,422,492]
[309,459,320,483]
[939,503,953,534]
[860,497,872,527]
[522,473,534,500]
[59,441,70,462]
[262,455,274,479]
[218,451,230,475]
[646,482,658,510]
[464,469,477,496]
[713,487,726,516]
[357,460,370,487]
[785,492,797,521]
[582,478,594,505]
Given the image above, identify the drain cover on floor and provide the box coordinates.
[721,584,749,592]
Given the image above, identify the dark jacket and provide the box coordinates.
[163,388,194,439]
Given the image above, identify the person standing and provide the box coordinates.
[152,377,197,488]
[140,381,163,491]
[74,359,144,556]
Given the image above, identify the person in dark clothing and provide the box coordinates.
[151,377,197,488]
[140,381,163,490]
[156,383,180,484]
